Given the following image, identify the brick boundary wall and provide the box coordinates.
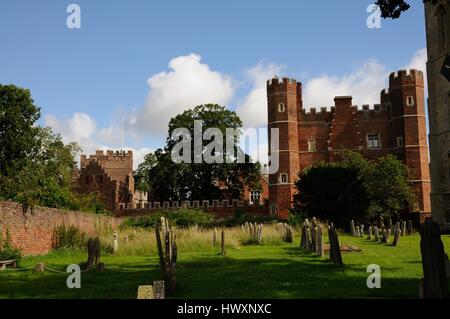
[115,199,271,218]
[0,201,123,256]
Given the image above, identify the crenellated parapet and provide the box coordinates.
[117,199,272,211]
[389,69,424,89]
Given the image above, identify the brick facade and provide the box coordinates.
[0,201,122,256]
[267,70,431,221]
[76,150,135,211]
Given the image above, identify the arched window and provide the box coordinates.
[278,103,285,113]
[438,5,448,51]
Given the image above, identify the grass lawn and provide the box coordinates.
[1,233,449,299]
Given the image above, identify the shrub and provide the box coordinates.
[122,209,215,229]
[0,229,22,261]
[52,225,87,250]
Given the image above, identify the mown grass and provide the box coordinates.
[1,227,449,299]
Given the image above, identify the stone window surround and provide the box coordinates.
[367,133,381,149]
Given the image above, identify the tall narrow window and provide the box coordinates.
[406,96,415,107]
[278,103,285,113]
[280,173,288,184]
[308,138,317,152]
[438,6,448,51]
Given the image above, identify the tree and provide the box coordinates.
[292,150,417,227]
[375,0,411,19]
[0,85,41,179]
[135,104,262,202]
[293,162,369,229]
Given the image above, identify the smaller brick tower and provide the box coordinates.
[267,77,301,218]
[382,70,431,220]
[77,150,135,211]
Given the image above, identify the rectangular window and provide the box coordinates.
[280,173,288,184]
[406,96,415,107]
[308,138,316,152]
[250,191,261,205]
[367,134,381,149]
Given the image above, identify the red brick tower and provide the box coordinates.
[384,69,431,221]
[267,77,301,218]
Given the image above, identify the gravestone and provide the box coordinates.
[381,229,388,243]
[355,226,361,238]
[137,285,154,299]
[350,220,356,236]
[221,230,226,256]
[86,237,101,270]
[257,224,263,244]
[317,224,324,257]
[408,220,413,235]
[328,225,343,267]
[360,225,365,237]
[387,218,393,231]
[310,226,317,252]
[374,226,379,242]
[113,231,119,254]
[392,222,400,247]
[35,262,44,273]
[401,221,407,236]
[420,220,448,298]
[367,226,372,240]
[153,281,166,299]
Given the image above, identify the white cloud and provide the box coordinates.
[236,61,285,128]
[128,53,234,138]
[303,60,388,109]
[405,48,428,94]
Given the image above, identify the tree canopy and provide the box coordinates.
[292,150,417,228]
[135,104,262,202]
[375,0,411,19]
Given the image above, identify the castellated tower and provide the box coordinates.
[382,70,431,217]
[267,69,431,222]
[78,150,135,211]
[267,77,301,218]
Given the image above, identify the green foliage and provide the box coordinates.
[122,209,215,229]
[292,150,417,228]
[134,104,262,202]
[375,0,410,19]
[0,229,22,261]
[52,225,87,250]
[293,162,369,229]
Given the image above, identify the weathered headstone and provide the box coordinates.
[381,229,388,243]
[420,219,448,298]
[137,285,154,299]
[153,281,165,299]
[310,226,317,252]
[257,224,263,244]
[300,222,310,250]
[367,226,372,240]
[350,220,356,236]
[35,262,44,273]
[317,224,324,257]
[401,221,407,236]
[407,220,413,235]
[374,226,379,241]
[392,222,400,247]
[360,225,365,237]
[355,226,361,238]
[328,225,343,267]
[221,230,226,256]
[86,237,101,271]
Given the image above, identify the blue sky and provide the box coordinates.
[0,0,428,166]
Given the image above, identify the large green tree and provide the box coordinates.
[293,150,417,228]
[135,104,262,202]
[0,85,41,178]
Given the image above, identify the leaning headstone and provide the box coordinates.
[35,262,44,273]
[350,220,356,236]
[367,226,372,240]
[374,226,379,242]
[317,224,324,258]
[407,220,413,235]
[137,285,154,299]
[328,225,343,267]
[355,226,361,238]
[153,281,166,299]
[420,220,448,298]
[392,222,401,247]
[401,221,407,236]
